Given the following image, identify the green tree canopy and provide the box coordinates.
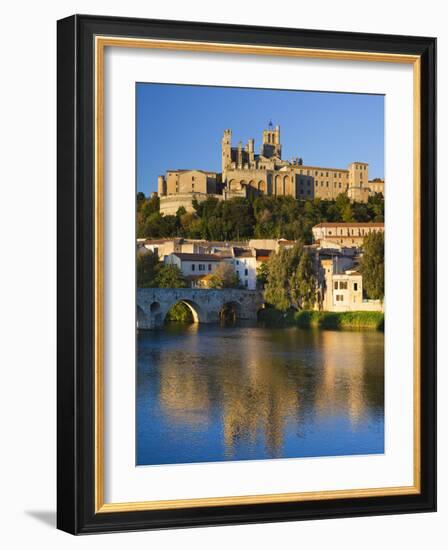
[256,262,269,289]
[136,250,159,287]
[207,263,239,289]
[153,264,187,288]
[360,231,385,299]
[136,192,384,243]
[264,242,317,311]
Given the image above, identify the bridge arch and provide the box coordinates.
[219,301,241,324]
[137,305,149,329]
[165,299,203,324]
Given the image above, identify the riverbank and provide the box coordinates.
[258,308,384,331]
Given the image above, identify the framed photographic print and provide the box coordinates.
[57,14,436,534]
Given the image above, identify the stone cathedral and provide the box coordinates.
[157,123,384,215]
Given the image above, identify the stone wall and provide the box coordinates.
[159,193,223,216]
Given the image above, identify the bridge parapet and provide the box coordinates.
[137,288,264,329]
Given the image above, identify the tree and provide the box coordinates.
[264,242,317,311]
[179,211,202,237]
[341,203,355,222]
[360,231,384,299]
[139,194,160,217]
[153,264,187,288]
[136,250,159,287]
[367,193,385,222]
[136,193,384,241]
[207,263,239,289]
[256,262,269,289]
[176,206,187,217]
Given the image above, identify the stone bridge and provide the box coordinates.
[137,288,264,329]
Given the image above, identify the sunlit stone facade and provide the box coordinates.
[157,123,384,214]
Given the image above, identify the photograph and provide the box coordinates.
[135,83,386,467]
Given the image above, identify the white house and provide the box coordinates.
[224,247,257,290]
[164,252,223,287]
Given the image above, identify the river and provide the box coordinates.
[136,323,384,466]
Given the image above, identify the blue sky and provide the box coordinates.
[136,83,384,194]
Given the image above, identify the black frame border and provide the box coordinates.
[57,14,436,534]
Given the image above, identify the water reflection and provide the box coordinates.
[137,324,384,465]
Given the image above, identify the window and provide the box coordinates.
[339,183,342,188]
[353,283,358,291]
[340,281,348,290]
[244,280,248,287]
[192,176,195,181]
[245,269,248,276]
[336,294,344,302]
[191,264,195,271]
[334,282,339,289]
[326,182,329,187]
[236,260,239,265]
[199,264,204,271]
[208,264,212,271]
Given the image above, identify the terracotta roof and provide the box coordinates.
[295,165,350,173]
[313,222,384,228]
[171,253,223,262]
[166,169,217,175]
[233,247,253,258]
[255,248,272,258]
[143,239,171,244]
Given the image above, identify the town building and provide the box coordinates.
[223,247,258,290]
[312,222,384,248]
[319,257,383,312]
[156,123,385,214]
[164,252,223,288]
[141,235,383,311]
[140,238,209,259]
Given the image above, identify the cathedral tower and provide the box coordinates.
[261,122,281,158]
[221,129,232,173]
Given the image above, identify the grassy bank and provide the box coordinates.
[294,310,384,330]
[258,308,384,331]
